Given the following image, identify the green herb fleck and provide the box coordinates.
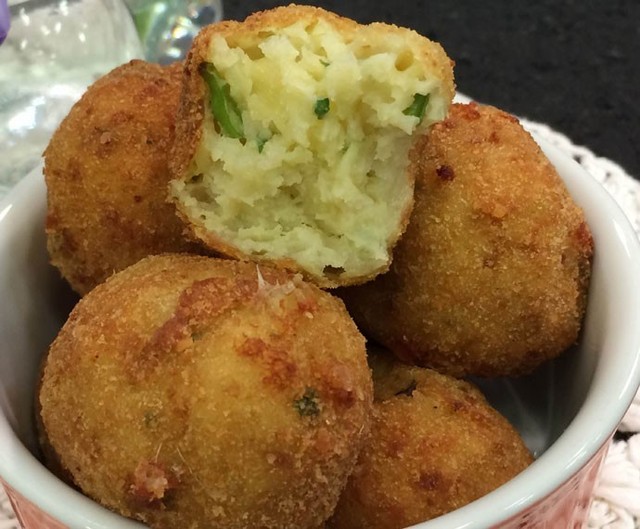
[394,379,418,397]
[314,98,330,119]
[403,93,430,123]
[320,59,330,67]
[294,387,321,417]
[200,62,244,139]
[257,137,268,153]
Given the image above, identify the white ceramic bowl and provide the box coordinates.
[1,135,639,528]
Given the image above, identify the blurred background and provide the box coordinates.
[1,0,637,184]
[0,0,223,186]
[226,1,640,179]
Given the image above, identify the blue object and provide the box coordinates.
[0,0,9,45]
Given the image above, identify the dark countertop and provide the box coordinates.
[225,1,640,180]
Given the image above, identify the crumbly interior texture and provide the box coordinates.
[171,17,451,281]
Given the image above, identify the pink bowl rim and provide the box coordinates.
[0,131,639,529]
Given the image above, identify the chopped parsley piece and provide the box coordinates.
[200,62,244,139]
[403,93,430,123]
[257,137,268,153]
[314,98,330,119]
[294,387,321,417]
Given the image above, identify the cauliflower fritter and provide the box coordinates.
[44,60,204,295]
[328,353,533,529]
[38,254,372,529]
[340,103,593,377]
[170,5,455,287]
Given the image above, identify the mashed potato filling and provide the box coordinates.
[172,19,450,281]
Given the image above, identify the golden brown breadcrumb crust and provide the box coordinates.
[44,60,206,296]
[328,355,533,529]
[339,102,593,377]
[39,254,372,529]
[169,4,455,288]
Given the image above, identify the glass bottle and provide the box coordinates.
[0,0,144,187]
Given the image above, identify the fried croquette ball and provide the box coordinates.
[38,254,372,529]
[340,103,593,377]
[44,60,204,296]
[328,354,533,529]
[169,5,455,287]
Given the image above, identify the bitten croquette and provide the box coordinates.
[328,353,533,529]
[44,60,205,295]
[340,102,593,377]
[169,5,455,287]
[38,254,373,529]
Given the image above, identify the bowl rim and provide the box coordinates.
[0,133,639,529]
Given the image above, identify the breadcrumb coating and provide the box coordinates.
[44,60,204,295]
[340,102,593,377]
[39,254,372,529]
[328,353,533,529]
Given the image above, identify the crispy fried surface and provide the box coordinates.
[328,354,533,529]
[44,60,204,296]
[170,5,455,287]
[340,103,593,377]
[39,254,372,529]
